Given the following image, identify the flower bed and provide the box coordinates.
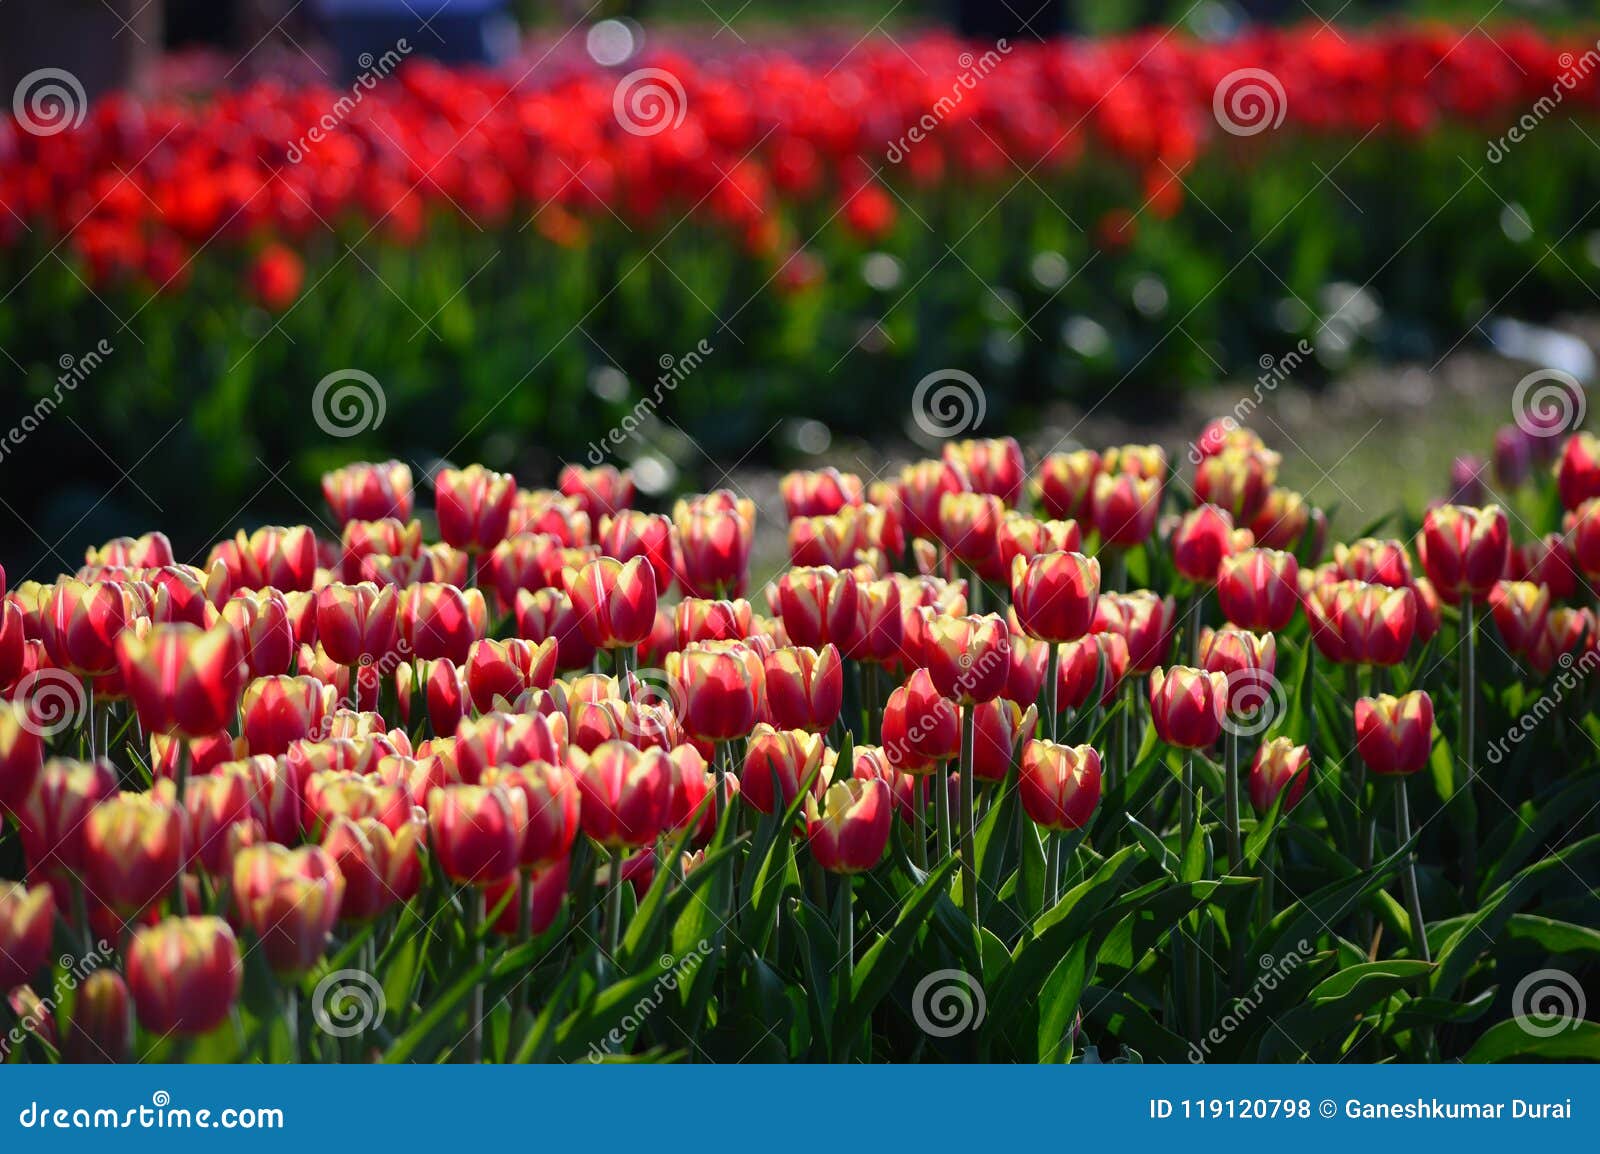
[4,23,1600,554]
[1,421,1597,1062]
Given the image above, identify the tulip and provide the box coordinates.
[399,583,486,664]
[1557,431,1600,511]
[741,725,826,815]
[126,917,241,1036]
[42,579,133,675]
[1248,488,1325,559]
[559,464,634,528]
[664,744,732,844]
[1303,580,1416,666]
[775,566,857,649]
[1249,738,1311,814]
[1091,472,1161,547]
[898,459,969,544]
[781,468,864,519]
[1333,538,1412,588]
[1517,532,1580,600]
[971,698,1035,782]
[763,644,844,733]
[321,815,426,921]
[219,589,294,679]
[1354,692,1434,776]
[85,532,176,569]
[0,701,44,815]
[465,637,557,714]
[1094,590,1175,673]
[315,582,400,668]
[145,565,214,626]
[232,844,345,974]
[669,645,761,743]
[1171,505,1249,584]
[435,464,518,552]
[1489,581,1550,655]
[1193,448,1276,521]
[514,587,598,672]
[845,577,905,667]
[65,969,131,1063]
[481,761,580,868]
[18,758,117,875]
[997,513,1082,572]
[0,598,24,690]
[302,770,413,839]
[323,460,414,524]
[921,612,1009,704]
[1018,740,1102,832]
[428,783,528,884]
[807,779,891,874]
[1216,548,1299,632]
[182,769,255,876]
[672,491,755,598]
[234,525,319,592]
[675,598,754,646]
[241,675,334,756]
[85,791,185,914]
[1148,666,1227,750]
[485,857,569,938]
[338,518,422,582]
[788,509,865,569]
[1197,627,1277,717]
[569,742,675,848]
[0,880,54,990]
[564,556,659,654]
[1056,632,1129,711]
[1416,504,1511,606]
[1011,551,1100,643]
[453,711,564,783]
[1033,450,1101,521]
[597,510,675,594]
[880,667,960,771]
[1565,497,1600,580]
[1523,607,1591,677]
[938,491,1004,572]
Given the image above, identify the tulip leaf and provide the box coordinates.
[1037,936,1091,1063]
[835,856,958,1041]
[1079,985,1192,1063]
[1463,1017,1600,1063]
[1502,913,1600,957]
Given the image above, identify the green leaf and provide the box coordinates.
[1464,1018,1600,1063]
[835,856,959,1041]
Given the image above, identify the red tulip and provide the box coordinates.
[1557,432,1600,511]
[1332,538,1413,588]
[781,468,864,519]
[1094,591,1175,673]
[241,675,334,756]
[85,532,175,570]
[400,583,486,664]
[85,790,185,914]
[675,598,754,647]
[788,510,865,569]
[465,637,557,714]
[1148,666,1228,749]
[669,645,761,742]
[65,969,131,1063]
[570,742,675,848]
[18,757,118,875]
[1489,580,1550,654]
[321,815,426,921]
[485,857,569,938]
[598,510,675,594]
[1248,738,1311,813]
[898,459,969,544]
[1033,450,1101,521]
[565,556,658,650]
[220,589,295,679]
[844,577,905,667]
[672,491,755,598]
[1304,580,1416,666]
[0,701,44,815]
[233,525,319,592]
[42,579,133,675]
[453,711,564,784]
[945,436,1025,507]
[971,698,1035,782]
[763,644,844,733]
[126,917,241,1036]
[775,565,858,649]
[938,491,1004,570]
[741,724,826,814]
[806,779,891,874]
[435,465,518,552]
[922,611,1009,703]
[315,582,400,668]
[1416,504,1511,605]
[0,880,54,990]
[481,761,580,868]
[1018,740,1102,831]
[1011,551,1100,642]
[1216,548,1299,632]
[428,783,528,883]
[664,744,730,843]
[1523,607,1591,677]
[1248,489,1325,559]
[1171,504,1249,584]
[1193,448,1276,521]
[322,460,414,524]
[1354,691,1434,776]
[559,464,635,528]
[514,588,598,672]
[1197,627,1277,717]
[1056,632,1130,710]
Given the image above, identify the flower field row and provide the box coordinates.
[1,417,1597,1062]
[6,23,1600,556]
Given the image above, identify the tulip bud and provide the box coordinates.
[1416,504,1511,605]
[322,815,426,921]
[399,583,486,664]
[85,791,185,914]
[781,467,864,519]
[465,637,557,714]
[0,701,44,815]
[1148,666,1228,749]
[1033,450,1101,521]
[65,969,131,1063]
[669,645,761,742]
[126,916,242,1035]
[675,598,754,647]
[485,857,569,938]
[1248,737,1311,813]
[806,779,891,874]
[454,711,563,783]
[232,844,345,973]
[240,675,334,757]
[1354,691,1434,776]
[1171,505,1250,584]
[774,566,857,650]
[1056,632,1129,711]
[1094,591,1175,673]
[315,582,400,668]
[597,510,675,594]
[436,464,518,552]
[235,525,319,592]
[1217,548,1299,632]
[0,880,54,990]
[18,758,117,875]
[1197,627,1277,717]
[971,698,1035,782]
[1018,740,1102,831]
[1489,580,1550,655]
[564,556,659,651]
[1011,551,1100,643]
[428,783,527,883]
[1193,448,1276,521]
[880,667,959,771]
[514,587,597,672]
[672,491,756,598]
[741,724,826,814]
[1524,607,1591,677]
[922,612,1009,704]
[570,742,675,847]
[481,761,580,868]
[43,579,133,675]
[323,460,414,524]
[763,644,843,733]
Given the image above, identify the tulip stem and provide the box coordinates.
[935,761,952,861]
[1395,780,1430,965]
[959,704,979,932]
[1458,600,1478,899]
[712,742,728,825]
[911,776,928,871]
[464,887,484,1064]
[605,848,625,958]
[839,877,855,971]
[285,986,303,1063]
[1045,642,1060,742]
[1045,834,1061,909]
[1223,727,1242,873]
[517,870,532,940]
